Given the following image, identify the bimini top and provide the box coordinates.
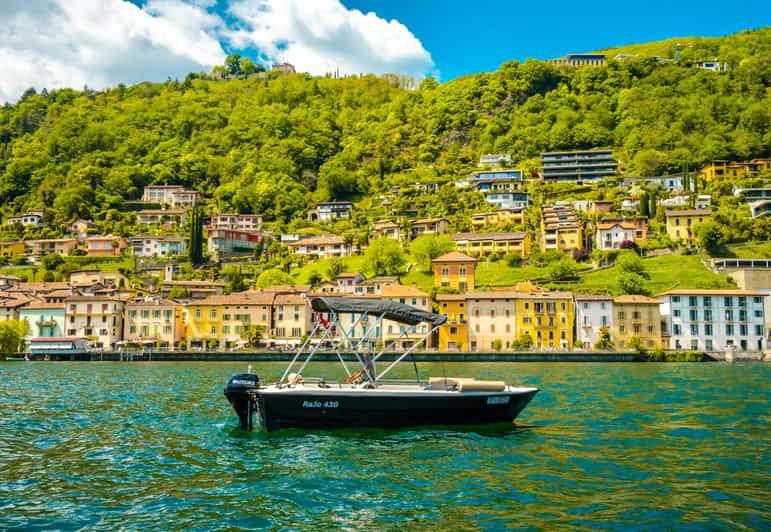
[310,297,447,326]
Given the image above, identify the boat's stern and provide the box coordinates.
[224,373,261,430]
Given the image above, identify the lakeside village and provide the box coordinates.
[0,151,770,359]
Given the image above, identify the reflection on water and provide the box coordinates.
[0,362,769,529]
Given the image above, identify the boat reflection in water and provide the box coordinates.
[225,297,538,431]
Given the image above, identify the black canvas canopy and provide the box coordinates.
[310,297,447,326]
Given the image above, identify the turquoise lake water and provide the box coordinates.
[0,361,768,529]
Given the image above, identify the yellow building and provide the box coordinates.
[186,291,275,349]
[540,205,584,255]
[0,241,26,259]
[515,290,574,350]
[124,298,186,350]
[700,158,771,182]
[24,238,79,263]
[470,208,526,230]
[435,294,468,351]
[665,209,711,242]
[452,231,531,258]
[432,251,476,293]
[612,295,662,349]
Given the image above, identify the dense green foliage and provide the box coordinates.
[0,29,768,231]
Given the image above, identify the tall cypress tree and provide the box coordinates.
[188,206,204,265]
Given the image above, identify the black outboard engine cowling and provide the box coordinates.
[224,373,260,430]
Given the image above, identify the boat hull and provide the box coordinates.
[254,388,538,431]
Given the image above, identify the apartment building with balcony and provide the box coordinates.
[141,185,200,208]
[612,295,662,350]
[6,211,44,228]
[124,298,186,350]
[574,295,613,349]
[129,235,187,258]
[471,208,526,230]
[467,169,529,209]
[64,295,126,349]
[136,209,186,227]
[452,232,531,258]
[540,205,584,255]
[289,235,349,259]
[541,149,618,182]
[19,302,66,341]
[306,201,353,222]
[209,213,263,232]
[659,289,766,352]
[24,239,79,263]
[436,294,468,351]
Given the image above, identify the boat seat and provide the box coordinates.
[428,377,506,392]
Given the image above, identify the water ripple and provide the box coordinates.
[0,361,768,529]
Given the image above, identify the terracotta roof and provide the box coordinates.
[21,301,64,310]
[0,296,32,308]
[335,272,363,279]
[466,290,573,300]
[15,282,70,292]
[136,209,185,215]
[126,298,180,307]
[274,294,307,305]
[290,235,344,246]
[64,295,126,302]
[596,221,640,231]
[657,289,767,297]
[574,294,613,301]
[435,293,467,301]
[190,291,275,306]
[613,295,660,304]
[664,209,711,217]
[453,231,527,242]
[411,217,446,225]
[433,251,477,263]
[161,280,226,287]
[379,285,429,298]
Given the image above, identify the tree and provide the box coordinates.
[327,258,344,278]
[618,272,647,295]
[0,320,29,355]
[41,253,64,271]
[188,206,204,265]
[595,326,614,350]
[225,53,242,77]
[410,234,454,271]
[616,252,649,278]
[308,271,323,288]
[256,268,293,288]
[363,237,406,276]
[696,221,725,254]
[548,257,579,282]
[491,339,502,352]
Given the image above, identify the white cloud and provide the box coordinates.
[226,0,434,78]
[0,0,226,103]
[0,0,434,103]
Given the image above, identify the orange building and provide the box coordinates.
[432,252,477,293]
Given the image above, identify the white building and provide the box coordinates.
[7,211,44,227]
[129,236,187,258]
[659,289,766,352]
[479,154,512,167]
[141,185,200,209]
[574,295,613,349]
[307,201,353,222]
[694,194,712,210]
[694,61,728,72]
[210,214,263,232]
[64,295,126,350]
[288,235,349,259]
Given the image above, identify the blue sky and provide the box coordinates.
[344,0,771,79]
[1,0,768,102]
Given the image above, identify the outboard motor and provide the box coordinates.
[224,373,260,430]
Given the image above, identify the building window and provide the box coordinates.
[688,296,697,307]
[673,324,681,335]
[704,309,712,322]
[195,309,201,319]
[689,310,698,321]
[210,326,216,335]
[703,297,712,307]
[756,325,764,336]
[725,324,734,336]
[690,324,699,336]
[704,324,712,336]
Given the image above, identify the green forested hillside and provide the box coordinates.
[0,27,768,230]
